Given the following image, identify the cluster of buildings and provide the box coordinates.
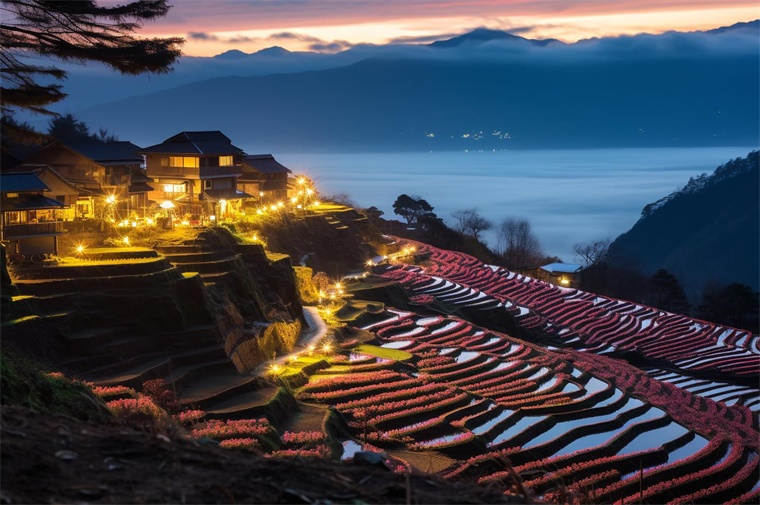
[1,131,294,258]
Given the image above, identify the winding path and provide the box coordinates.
[251,306,328,376]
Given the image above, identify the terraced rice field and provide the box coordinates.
[290,239,759,503]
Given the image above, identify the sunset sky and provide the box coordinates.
[138,0,759,56]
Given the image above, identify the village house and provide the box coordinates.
[525,262,584,288]
[5,166,81,222]
[0,172,66,259]
[140,131,249,222]
[238,154,292,204]
[21,139,150,221]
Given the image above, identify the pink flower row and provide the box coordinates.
[192,418,273,440]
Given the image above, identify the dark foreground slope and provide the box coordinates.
[1,405,519,504]
[609,151,759,293]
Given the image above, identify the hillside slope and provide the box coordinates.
[609,151,759,294]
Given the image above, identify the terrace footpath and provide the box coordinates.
[251,306,328,377]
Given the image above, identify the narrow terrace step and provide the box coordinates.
[167,359,240,393]
[13,268,184,296]
[162,250,233,263]
[86,344,227,388]
[64,326,124,352]
[204,384,281,420]
[170,256,241,274]
[154,245,205,255]
[178,371,262,409]
[58,353,121,374]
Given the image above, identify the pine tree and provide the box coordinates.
[0,0,183,125]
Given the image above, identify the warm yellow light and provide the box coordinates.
[106,194,117,204]
[146,218,154,225]
[75,244,86,254]
[159,200,175,209]
[366,259,375,267]
[322,342,332,353]
[298,177,306,185]
[181,220,189,226]
[307,345,315,356]
[210,215,216,221]
[270,363,281,374]
[270,205,277,211]
[306,188,314,196]
[560,278,570,285]
[122,236,130,246]
[257,209,264,215]
[289,355,298,363]
[277,201,284,208]
[131,221,137,227]
[290,197,298,204]
[313,201,320,206]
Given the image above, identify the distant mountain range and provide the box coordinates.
[57,21,760,151]
[609,150,759,294]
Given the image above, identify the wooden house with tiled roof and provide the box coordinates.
[141,131,249,220]
[21,139,150,219]
[239,154,292,203]
[0,172,66,258]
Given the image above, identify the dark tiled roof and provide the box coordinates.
[9,165,82,195]
[64,140,143,164]
[3,194,66,210]
[141,131,243,155]
[1,173,49,193]
[242,154,292,174]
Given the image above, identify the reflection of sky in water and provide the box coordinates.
[275,147,753,260]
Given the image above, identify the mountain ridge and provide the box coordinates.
[610,151,759,294]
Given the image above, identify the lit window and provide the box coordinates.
[6,192,19,198]
[219,155,233,166]
[169,156,199,168]
[163,184,185,193]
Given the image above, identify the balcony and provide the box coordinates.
[3,221,64,239]
[147,165,243,179]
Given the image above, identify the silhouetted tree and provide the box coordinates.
[496,217,545,269]
[0,114,48,162]
[393,194,434,224]
[645,269,690,315]
[47,113,92,142]
[573,239,611,268]
[95,127,119,142]
[697,282,759,333]
[451,208,493,240]
[1,0,183,138]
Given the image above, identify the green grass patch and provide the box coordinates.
[353,344,412,361]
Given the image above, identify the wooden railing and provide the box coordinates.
[147,166,242,179]
[3,222,64,237]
